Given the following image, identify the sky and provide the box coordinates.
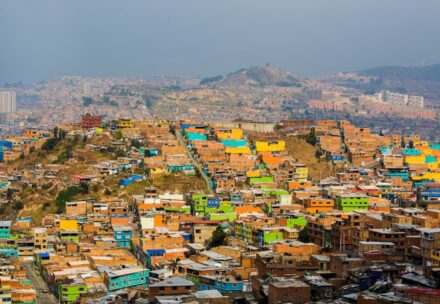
[1,0,440,84]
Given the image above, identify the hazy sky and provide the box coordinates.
[1,0,440,83]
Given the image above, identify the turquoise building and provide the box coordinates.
[187,132,207,141]
[113,226,133,248]
[221,139,247,147]
[105,267,149,291]
[0,221,11,239]
[0,248,17,258]
[199,275,243,293]
[402,148,421,156]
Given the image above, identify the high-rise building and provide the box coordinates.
[0,90,16,113]
[304,88,323,101]
[376,90,424,108]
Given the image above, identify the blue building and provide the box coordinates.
[145,249,166,268]
[199,275,243,293]
[104,266,149,291]
[420,184,440,201]
[0,141,13,149]
[113,226,133,248]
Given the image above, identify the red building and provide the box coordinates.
[81,114,103,129]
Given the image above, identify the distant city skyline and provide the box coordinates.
[1,0,440,83]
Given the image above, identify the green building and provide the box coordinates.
[249,176,274,186]
[57,280,88,304]
[59,230,80,243]
[257,227,284,246]
[208,212,237,221]
[284,215,307,229]
[335,194,369,211]
[164,206,191,214]
[192,195,234,217]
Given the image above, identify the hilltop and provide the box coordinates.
[200,65,304,88]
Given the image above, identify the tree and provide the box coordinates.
[60,130,67,140]
[55,186,82,214]
[80,183,89,195]
[298,227,310,243]
[131,140,141,149]
[53,126,59,139]
[315,149,324,159]
[305,132,317,146]
[13,201,24,211]
[115,149,126,158]
[6,188,13,200]
[113,130,123,140]
[42,138,60,151]
[209,226,226,248]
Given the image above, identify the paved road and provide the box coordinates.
[175,130,214,194]
[23,262,57,304]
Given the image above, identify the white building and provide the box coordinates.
[376,90,424,108]
[0,90,16,113]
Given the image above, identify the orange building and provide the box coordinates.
[302,198,334,214]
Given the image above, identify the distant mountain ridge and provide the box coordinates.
[359,63,440,82]
[325,63,440,100]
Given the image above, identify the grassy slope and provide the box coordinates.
[284,137,335,181]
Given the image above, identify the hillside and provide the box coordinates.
[200,65,303,88]
[284,137,335,181]
[247,133,335,181]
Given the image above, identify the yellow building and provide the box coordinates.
[225,147,251,154]
[150,168,167,175]
[293,164,308,180]
[414,141,429,147]
[412,172,440,183]
[246,169,261,178]
[116,118,135,129]
[405,155,425,164]
[216,129,243,140]
[59,219,78,231]
[255,141,285,152]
